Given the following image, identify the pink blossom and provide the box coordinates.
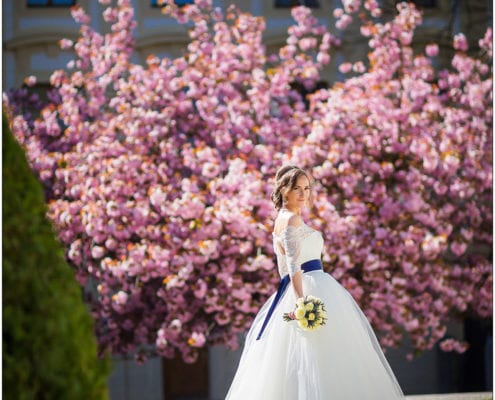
[360,25,373,37]
[188,332,206,347]
[59,38,74,50]
[440,338,469,353]
[71,5,91,24]
[460,228,473,241]
[193,279,207,299]
[91,245,105,259]
[404,319,419,331]
[299,37,317,51]
[333,8,344,18]
[399,31,413,45]
[336,15,353,30]
[453,33,469,52]
[23,76,37,87]
[202,162,220,178]
[425,43,438,57]
[342,0,361,13]
[112,290,128,305]
[352,61,366,73]
[450,241,467,257]
[479,28,492,56]
[339,62,353,74]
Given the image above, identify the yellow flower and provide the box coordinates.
[305,303,314,312]
[298,319,309,329]
[296,298,305,307]
[308,313,316,321]
[295,308,306,319]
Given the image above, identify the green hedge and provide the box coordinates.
[3,114,111,400]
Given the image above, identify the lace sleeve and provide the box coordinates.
[281,226,303,276]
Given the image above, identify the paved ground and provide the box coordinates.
[405,393,492,400]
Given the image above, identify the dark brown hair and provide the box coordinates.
[271,165,311,210]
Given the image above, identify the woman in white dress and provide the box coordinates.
[226,165,404,400]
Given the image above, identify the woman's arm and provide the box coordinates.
[290,270,304,299]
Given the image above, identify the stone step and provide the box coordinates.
[405,392,492,400]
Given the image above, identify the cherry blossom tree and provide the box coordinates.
[290,2,492,357]
[4,0,491,362]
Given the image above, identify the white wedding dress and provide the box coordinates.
[226,218,404,399]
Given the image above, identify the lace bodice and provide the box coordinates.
[272,222,324,278]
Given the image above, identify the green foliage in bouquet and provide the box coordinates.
[2,114,111,400]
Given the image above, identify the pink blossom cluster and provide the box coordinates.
[3,0,492,362]
[290,3,492,357]
[4,0,332,363]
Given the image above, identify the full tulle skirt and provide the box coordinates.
[226,270,403,400]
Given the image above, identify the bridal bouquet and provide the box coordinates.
[283,295,327,331]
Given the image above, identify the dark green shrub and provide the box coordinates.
[3,114,111,400]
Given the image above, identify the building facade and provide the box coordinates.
[3,0,492,90]
[2,1,492,399]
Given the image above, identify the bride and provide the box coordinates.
[226,165,404,399]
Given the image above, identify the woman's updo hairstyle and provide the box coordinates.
[271,165,311,210]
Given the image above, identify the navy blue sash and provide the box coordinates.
[256,259,323,340]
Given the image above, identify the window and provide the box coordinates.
[406,0,438,8]
[27,0,76,6]
[275,0,320,8]
[151,0,194,7]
